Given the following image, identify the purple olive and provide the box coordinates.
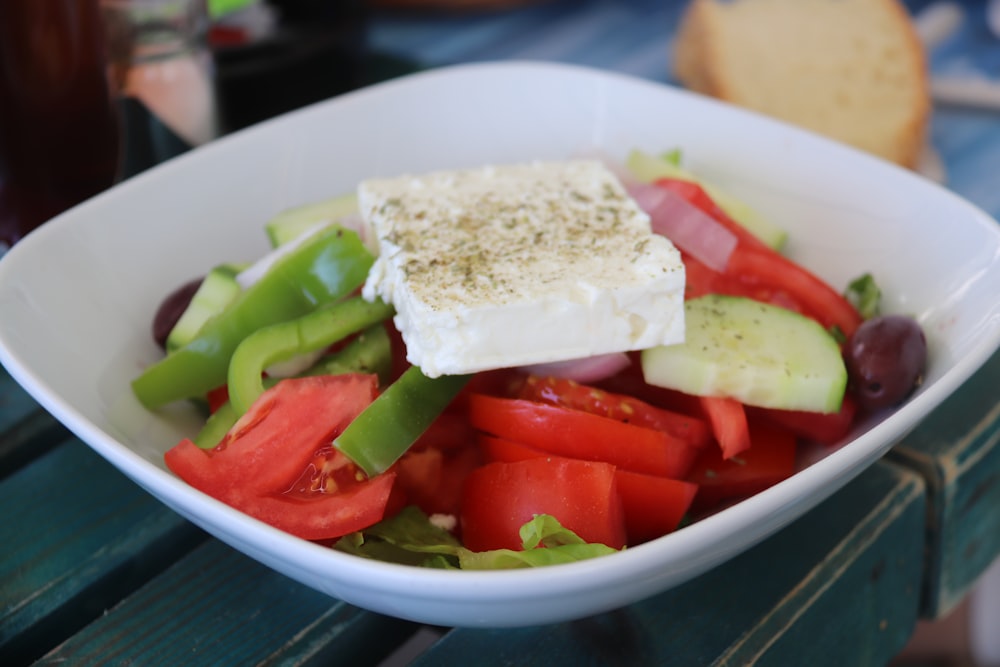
[151,277,203,349]
[845,314,927,411]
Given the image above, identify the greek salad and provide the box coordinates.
[132,149,928,569]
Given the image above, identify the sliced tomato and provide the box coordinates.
[699,395,751,460]
[687,418,797,511]
[598,365,784,464]
[468,394,699,478]
[385,320,411,383]
[478,433,547,464]
[237,473,397,541]
[175,374,379,495]
[205,384,230,413]
[517,375,712,448]
[682,252,729,301]
[478,436,695,545]
[409,409,476,452]
[164,374,397,541]
[726,246,863,338]
[394,444,482,516]
[682,253,808,314]
[460,457,626,551]
[615,470,697,544]
[462,367,526,399]
[597,357,705,414]
[750,393,858,445]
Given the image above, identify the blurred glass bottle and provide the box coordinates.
[102,0,220,177]
[0,0,121,249]
[211,0,368,132]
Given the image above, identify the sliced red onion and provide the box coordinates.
[520,352,631,383]
[627,181,669,212]
[627,182,738,272]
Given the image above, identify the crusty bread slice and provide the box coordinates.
[673,0,931,169]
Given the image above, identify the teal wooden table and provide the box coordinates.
[2,1,999,665]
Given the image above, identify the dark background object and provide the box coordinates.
[0,0,121,247]
[211,0,370,133]
[118,97,192,179]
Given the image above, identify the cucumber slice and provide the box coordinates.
[265,193,358,248]
[625,149,787,250]
[165,263,245,353]
[641,295,847,413]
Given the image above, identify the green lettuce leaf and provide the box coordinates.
[845,272,882,320]
[333,507,621,570]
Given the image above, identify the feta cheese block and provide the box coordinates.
[359,159,686,377]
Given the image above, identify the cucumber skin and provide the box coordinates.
[165,263,245,353]
[641,295,847,413]
[265,193,358,248]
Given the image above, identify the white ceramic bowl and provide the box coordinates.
[1,62,998,628]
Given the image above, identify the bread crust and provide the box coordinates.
[672,0,930,168]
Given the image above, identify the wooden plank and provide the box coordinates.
[412,460,926,667]
[889,348,1000,618]
[0,366,40,431]
[0,409,68,481]
[0,438,205,665]
[36,538,421,667]
[0,367,67,478]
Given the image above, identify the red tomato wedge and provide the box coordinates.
[749,393,858,446]
[478,433,548,464]
[164,374,397,541]
[479,435,696,544]
[725,246,863,338]
[409,410,477,453]
[687,418,798,510]
[394,444,482,516]
[698,395,751,460]
[468,394,699,479]
[460,457,626,552]
[205,384,230,414]
[517,375,712,449]
[384,320,411,383]
[682,253,808,314]
[615,470,697,544]
[236,476,398,541]
[596,357,705,415]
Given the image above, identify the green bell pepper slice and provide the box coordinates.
[194,323,392,449]
[227,296,395,416]
[334,366,471,478]
[132,226,374,410]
